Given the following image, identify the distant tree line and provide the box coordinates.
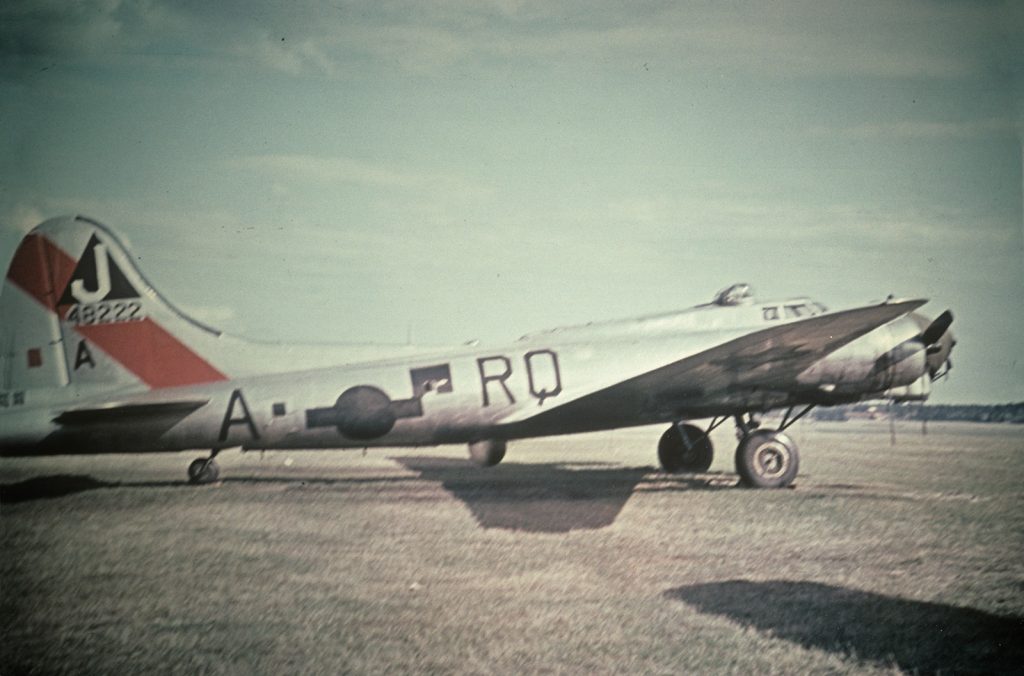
[811,402,1024,424]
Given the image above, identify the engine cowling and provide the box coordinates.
[798,310,953,399]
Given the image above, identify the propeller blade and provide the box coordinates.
[921,310,953,346]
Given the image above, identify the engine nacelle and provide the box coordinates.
[798,316,928,395]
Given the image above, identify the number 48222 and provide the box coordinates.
[66,301,143,325]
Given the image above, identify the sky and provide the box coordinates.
[1,0,1021,404]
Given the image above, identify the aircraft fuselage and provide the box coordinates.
[1,304,934,456]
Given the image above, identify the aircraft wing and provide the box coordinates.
[500,299,926,434]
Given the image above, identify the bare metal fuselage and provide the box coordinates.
[1,300,935,457]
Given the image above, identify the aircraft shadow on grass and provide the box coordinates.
[395,457,734,533]
[2,462,735,534]
[0,474,123,504]
[665,579,1024,674]
[0,473,425,504]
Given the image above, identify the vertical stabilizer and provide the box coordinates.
[1,216,228,394]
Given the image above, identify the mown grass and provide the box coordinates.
[2,421,1022,674]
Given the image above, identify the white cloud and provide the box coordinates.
[808,117,1017,140]
[240,33,342,77]
[2,203,45,235]
[1,0,1011,82]
[227,154,491,198]
[595,193,1020,253]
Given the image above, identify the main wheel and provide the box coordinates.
[469,439,506,467]
[658,424,714,473]
[735,430,798,488]
[187,458,220,484]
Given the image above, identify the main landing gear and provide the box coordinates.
[657,406,815,488]
[187,450,220,484]
[657,423,715,473]
[468,439,507,467]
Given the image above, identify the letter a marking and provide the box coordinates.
[219,389,260,442]
[74,340,96,370]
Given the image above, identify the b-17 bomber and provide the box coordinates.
[0,216,955,488]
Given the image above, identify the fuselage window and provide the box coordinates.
[763,306,779,320]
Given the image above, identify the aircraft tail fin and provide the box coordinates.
[1,215,228,394]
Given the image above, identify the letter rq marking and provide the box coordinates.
[477,356,514,406]
[525,349,562,405]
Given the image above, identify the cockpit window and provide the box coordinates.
[764,301,826,321]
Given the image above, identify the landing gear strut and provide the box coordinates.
[734,412,760,438]
[188,450,220,484]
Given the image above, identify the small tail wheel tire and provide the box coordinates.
[658,424,714,473]
[735,430,798,488]
[188,458,220,484]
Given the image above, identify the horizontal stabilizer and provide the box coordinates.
[53,400,208,426]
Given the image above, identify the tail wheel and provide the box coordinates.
[658,424,714,473]
[735,430,798,488]
[187,458,220,484]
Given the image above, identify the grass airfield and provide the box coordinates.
[2,421,1022,674]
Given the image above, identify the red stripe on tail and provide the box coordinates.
[76,319,226,388]
[6,233,78,310]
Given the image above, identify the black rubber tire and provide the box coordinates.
[187,458,220,484]
[658,424,714,473]
[735,430,798,488]
[469,439,507,467]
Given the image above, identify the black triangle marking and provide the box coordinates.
[58,234,139,305]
